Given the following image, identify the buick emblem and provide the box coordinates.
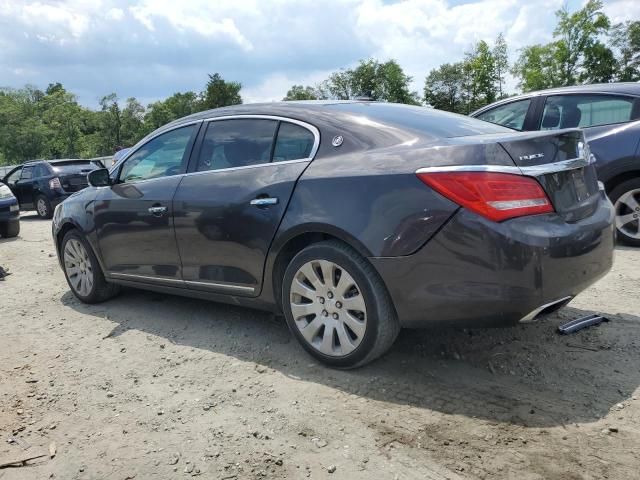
[332,135,344,147]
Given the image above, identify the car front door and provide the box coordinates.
[173,117,318,296]
[15,166,35,208]
[94,123,200,285]
[3,166,23,200]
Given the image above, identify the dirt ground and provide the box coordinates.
[1,214,639,480]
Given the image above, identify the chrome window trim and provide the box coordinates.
[182,158,310,179]
[415,156,591,177]
[201,114,321,163]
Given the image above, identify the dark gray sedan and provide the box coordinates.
[471,82,640,246]
[52,101,615,368]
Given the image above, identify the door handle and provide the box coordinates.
[148,205,168,216]
[250,197,279,207]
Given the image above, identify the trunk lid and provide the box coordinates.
[497,129,600,223]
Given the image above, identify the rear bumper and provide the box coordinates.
[370,191,615,328]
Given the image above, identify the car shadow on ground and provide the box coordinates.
[60,288,640,429]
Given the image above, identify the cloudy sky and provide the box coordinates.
[1,0,639,107]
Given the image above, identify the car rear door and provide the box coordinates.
[94,123,200,285]
[173,116,318,297]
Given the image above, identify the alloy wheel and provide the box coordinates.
[614,188,640,240]
[289,259,367,357]
[63,238,94,297]
[37,198,48,217]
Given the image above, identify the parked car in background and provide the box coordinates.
[52,101,614,368]
[0,181,20,238]
[471,83,640,246]
[2,159,104,219]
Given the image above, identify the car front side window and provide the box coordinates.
[6,168,22,184]
[119,125,197,183]
[541,94,637,130]
[196,119,278,172]
[20,166,33,180]
[475,99,532,131]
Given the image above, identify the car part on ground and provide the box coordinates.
[52,101,615,368]
[558,314,609,334]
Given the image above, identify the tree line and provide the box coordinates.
[0,0,638,165]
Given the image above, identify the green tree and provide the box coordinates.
[554,0,610,86]
[283,85,318,101]
[120,97,146,146]
[581,41,617,83]
[98,93,122,154]
[493,33,509,98]
[200,73,242,110]
[465,40,498,110]
[611,21,640,81]
[423,62,466,112]
[512,43,564,92]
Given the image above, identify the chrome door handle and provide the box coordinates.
[250,197,279,206]
[148,206,168,215]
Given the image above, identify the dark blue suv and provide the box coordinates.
[2,159,103,219]
[472,83,640,246]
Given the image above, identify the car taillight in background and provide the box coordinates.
[416,171,554,222]
[49,177,62,189]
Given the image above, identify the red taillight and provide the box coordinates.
[49,177,62,189]
[416,171,554,222]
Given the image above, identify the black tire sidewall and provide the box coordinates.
[609,178,640,247]
[0,220,20,238]
[35,195,52,219]
[282,243,385,368]
[61,230,102,302]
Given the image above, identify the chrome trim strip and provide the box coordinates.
[181,158,310,178]
[108,272,185,285]
[108,272,256,294]
[184,279,255,293]
[519,296,572,323]
[415,156,590,177]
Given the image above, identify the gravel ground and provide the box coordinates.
[1,214,639,479]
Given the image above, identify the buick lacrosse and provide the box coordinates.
[53,101,615,368]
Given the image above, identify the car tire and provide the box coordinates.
[282,240,400,369]
[609,178,640,247]
[35,194,53,219]
[0,219,20,238]
[61,230,120,303]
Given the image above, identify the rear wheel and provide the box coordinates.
[0,219,19,238]
[61,230,119,303]
[610,178,640,247]
[35,194,53,219]
[282,240,399,369]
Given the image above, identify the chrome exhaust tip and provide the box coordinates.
[519,296,573,323]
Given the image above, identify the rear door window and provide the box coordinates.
[475,99,532,131]
[196,119,277,172]
[541,94,637,130]
[273,122,315,161]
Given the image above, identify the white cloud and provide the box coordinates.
[0,0,638,107]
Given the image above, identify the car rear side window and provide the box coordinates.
[119,125,197,183]
[197,119,277,172]
[272,122,315,161]
[475,99,532,131]
[541,95,637,130]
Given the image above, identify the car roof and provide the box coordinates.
[472,82,640,115]
[23,158,99,166]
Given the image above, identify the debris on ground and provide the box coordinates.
[0,266,10,280]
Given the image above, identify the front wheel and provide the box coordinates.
[610,178,640,247]
[61,230,120,303]
[282,240,399,369]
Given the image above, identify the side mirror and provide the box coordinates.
[88,168,111,187]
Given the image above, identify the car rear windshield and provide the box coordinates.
[326,102,512,138]
[51,161,102,174]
